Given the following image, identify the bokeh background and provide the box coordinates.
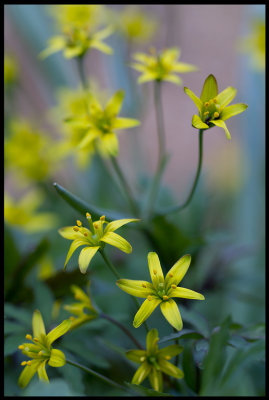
[4,4,265,396]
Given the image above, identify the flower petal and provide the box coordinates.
[133,298,162,328]
[97,133,119,157]
[32,309,46,338]
[160,299,183,331]
[220,103,248,121]
[78,246,100,274]
[133,52,155,64]
[113,117,140,129]
[184,87,203,113]
[126,350,147,364]
[157,344,184,358]
[39,36,66,59]
[200,74,218,103]
[104,218,139,233]
[132,362,152,385]
[149,368,163,392]
[105,90,124,117]
[146,328,159,355]
[138,72,156,84]
[46,319,72,345]
[192,114,209,130]
[165,254,191,288]
[37,360,49,383]
[216,86,237,108]
[18,360,41,388]
[173,62,198,73]
[209,119,231,140]
[147,252,164,288]
[169,287,205,300]
[158,359,184,379]
[101,231,132,253]
[90,39,113,55]
[48,349,66,367]
[161,47,180,63]
[116,279,155,298]
[64,239,89,270]
[58,226,80,240]
[164,74,182,86]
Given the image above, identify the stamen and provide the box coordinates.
[169,273,173,277]
[163,295,169,301]
[33,337,39,342]
[25,334,32,340]
[73,226,79,232]
[18,345,24,350]
[100,215,105,221]
[142,283,147,288]
[204,111,209,117]
[213,98,218,104]
[84,232,88,237]
[38,351,43,357]
[26,361,32,366]
[214,112,219,118]
[21,361,27,366]
[140,356,146,362]
[171,284,177,289]
[69,316,75,321]
[86,212,91,218]
[76,220,82,227]
[208,99,213,105]
[165,355,171,360]
[147,295,152,301]
[153,269,157,275]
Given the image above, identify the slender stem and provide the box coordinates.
[173,327,179,367]
[76,55,88,90]
[100,312,143,349]
[158,129,204,216]
[66,359,130,394]
[99,249,149,333]
[145,80,167,219]
[110,156,139,217]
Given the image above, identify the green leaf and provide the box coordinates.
[159,329,204,344]
[125,382,172,396]
[53,182,132,221]
[182,342,197,393]
[4,303,32,326]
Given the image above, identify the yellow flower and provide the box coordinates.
[65,90,140,157]
[184,74,248,140]
[117,252,204,331]
[64,284,98,329]
[238,18,265,71]
[59,213,139,273]
[4,54,18,86]
[18,310,71,388]
[4,189,58,233]
[126,328,184,392]
[40,5,113,59]
[131,47,197,85]
[111,5,157,44]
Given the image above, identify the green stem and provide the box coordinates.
[99,249,149,333]
[110,156,139,217]
[145,80,167,219]
[100,312,143,349]
[173,327,179,367]
[76,55,88,90]
[158,129,204,216]
[66,359,130,394]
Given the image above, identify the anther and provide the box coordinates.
[86,212,91,218]
[204,102,209,107]
[204,111,209,117]
[18,345,24,350]
[214,112,219,118]
[169,273,173,277]
[140,356,146,362]
[26,361,32,366]
[69,316,75,321]
[25,334,32,340]
[171,284,177,289]
[76,220,82,227]
[153,269,157,275]
[21,361,27,366]
[165,355,171,360]
[147,295,152,301]
[33,337,39,342]
[209,99,213,105]
[73,226,79,232]
[142,283,147,288]
[163,295,169,301]
[84,232,88,237]
[100,216,105,221]
[38,351,43,357]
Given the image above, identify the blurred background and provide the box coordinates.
[4,4,265,397]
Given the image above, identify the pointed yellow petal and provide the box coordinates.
[146,328,159,355]
[32,310,46,339]
[113,117,140,129]
[216,86,237,107]
[90,40,113,55]
[39,36,66,59]
[169,287,205,300]
[105,90,124,117]
[116,279,154,298]
[165,254,191,288]
[126,350,147,363]
[58,226,80,240]
[133,52,155,64]
[64,239,89,270]
[149,368,163,392]
[173,62,198,73]
[138,73,156,84]
[161,47,180,64]
[101,231,132,253]
[164,74,182,86]
[158,359,184,379]
[37,360,49,383]
[209,119,231,140]
[184,87,203,113]
[18,360,41,388]
[220,103,248,121]
[160,299,183,331]
[97,133,119,157]
[48,349,66,367]
[147,252,164,288]
[157,344,184,358]
[104,218,139,233]
[200,74,218,103]
[133,298,162,328]
[192,114,209,130]
[132,362,152,385]
[78,246,100,274]
[46,319,72,345]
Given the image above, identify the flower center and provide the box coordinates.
[156,282,168,300]
[202,98,220,124]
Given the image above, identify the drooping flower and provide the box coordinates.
[117,252,204,331]
[184,74,248,140]
[59,213,139,274]
[238,18,265,71]
[65,90,140,157]
[64,284,98,329]
[18,310,71,388]
[40,5,113,59]
[126,328,184,392]
[131,47,197,85]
